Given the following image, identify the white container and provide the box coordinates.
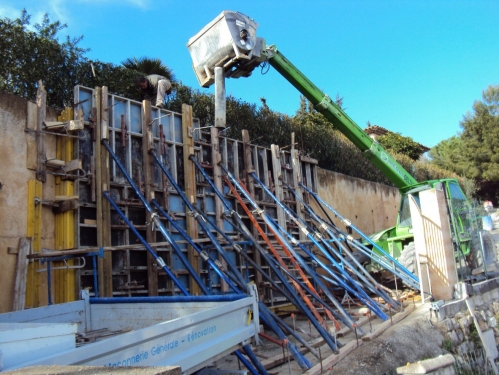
[187,11,262,87]
[0,322,77,370]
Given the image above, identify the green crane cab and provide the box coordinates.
[367,178,495,281]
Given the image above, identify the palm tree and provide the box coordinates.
[121,57,176,83]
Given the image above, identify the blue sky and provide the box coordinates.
[2,0,499,148]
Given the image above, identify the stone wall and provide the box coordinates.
[434,278,499,372]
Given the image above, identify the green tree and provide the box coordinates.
[0,9,89,107]
[459,84,499,181]
[428,136,468,175]
[121,57,176,83]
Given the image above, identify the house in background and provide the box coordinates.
[364,124,430,160]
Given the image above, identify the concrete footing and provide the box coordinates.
[396,354,455,374]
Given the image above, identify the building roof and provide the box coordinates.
[364,124,430,152]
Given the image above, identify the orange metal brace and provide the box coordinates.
[224,176,341,332]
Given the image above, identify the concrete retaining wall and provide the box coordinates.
[0,91,58,312]
[315,167,400,235]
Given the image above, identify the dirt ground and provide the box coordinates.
[328,303,445,375]
[216,301,447,375]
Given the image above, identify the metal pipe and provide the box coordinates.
[199,204,336,360]
[266,255,355,328]
[99,143,266,375]
[192,157,341,351]
[151,150,248,290]
[300,182,418,283]
[104,198,266,375]
[265,214,387,320]
[89,294,246,304]
[103,191,189,295]
[47,261,52,305]
[101,140,209,295]
[258,302,312,371]
[259,332,285,347]
[154,152,307,371]
[151,199,241,294]
[269,311,321,357]
[250,173,387,320]
[282,179,403,308]
[241,344,270,375]
[92,255,99,298]
[235,350,259,375]
[221,165,361,334]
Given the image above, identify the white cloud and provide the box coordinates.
[0,5,19,19]
[0,1,73,32]
[76,0,152,9]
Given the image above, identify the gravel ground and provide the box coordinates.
[329,305,446,375]
[226,302,448,375]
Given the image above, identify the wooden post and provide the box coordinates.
[271,144,286,229]
[100,86,113,297]
[182,104,200,295]
[291,133,306,241]
[95,87,112,297]
[36,80,46,183]
[142,100,158,295]
[13,238,31,310]
[242,130,262,287]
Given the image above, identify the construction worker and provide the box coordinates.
[136,74,172,108]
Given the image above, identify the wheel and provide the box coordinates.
[469,230,496,270]
[398,242,419,288]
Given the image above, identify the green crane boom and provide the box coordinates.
[265,45,418,189]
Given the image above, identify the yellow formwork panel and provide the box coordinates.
[26,179,42,308]
[54,108,76,303]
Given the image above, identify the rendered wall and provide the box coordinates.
[314,168,400,236]
[0,91,57,313]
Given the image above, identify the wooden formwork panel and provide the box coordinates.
[73,86,318,302]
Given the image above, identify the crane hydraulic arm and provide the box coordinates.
[264,45,417,189]
[187,10,417,189]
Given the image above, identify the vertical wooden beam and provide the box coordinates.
[100,86,113,297]
[242,130,256,195]
[211,127,224,231]
[291,133,306,241]
[182,104,200,296]
[242,130,262,287]
[13,237,31,310]
[211,126,228,292]
[142,100,158,295]
[26,180,42,308]
[54,107,76,303]
[271,144,286,229]
[94,87,104,297]
[95,87,112,297]
[36,80,46,183]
